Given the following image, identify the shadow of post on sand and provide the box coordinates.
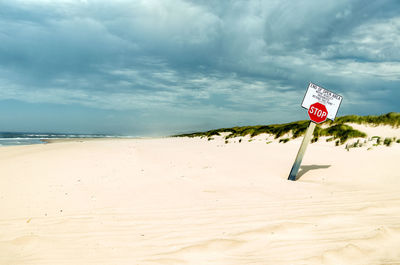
[296,165,331,180]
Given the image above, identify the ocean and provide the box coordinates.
[0,132,117,146]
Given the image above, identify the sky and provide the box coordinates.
[0,0,399,136]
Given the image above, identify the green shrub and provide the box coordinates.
[384,138,392,146]
[352,140,361,148]
[279,138,290,143]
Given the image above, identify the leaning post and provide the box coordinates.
[288,82,343,181]
[288,121,316,181]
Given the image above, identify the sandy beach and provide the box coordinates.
[1,130,400,264]
[2,0,400,263]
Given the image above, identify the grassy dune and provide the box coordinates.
[174,112,400,145]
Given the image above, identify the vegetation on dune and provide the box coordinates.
[177,128,236,138]
[384,137,393,147]
[326,112,400,127]
[173,112,399,145]
[176,120,310,140]
[314,124,367,144]
[225,120,311,139]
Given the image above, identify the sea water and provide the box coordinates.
[0,132,115,146]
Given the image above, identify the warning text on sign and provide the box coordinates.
[301,83,343,121]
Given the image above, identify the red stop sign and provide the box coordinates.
[308,102,328,123]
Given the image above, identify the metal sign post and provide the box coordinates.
[288,121,315,181]
[288,82,343,181]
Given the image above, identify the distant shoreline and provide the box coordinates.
[41,137,137,144]
[0,135,137,147]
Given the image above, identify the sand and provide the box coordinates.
[1,132,400,264]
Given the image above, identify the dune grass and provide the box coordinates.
[327,112,400,127]
[174,112,398,145]
[314,124,367,144]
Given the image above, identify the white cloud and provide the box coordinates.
[0,0,399,133]
[322,17,400,62]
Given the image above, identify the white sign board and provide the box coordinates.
[301,82,343,121]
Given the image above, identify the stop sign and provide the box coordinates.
[308,102,328,123]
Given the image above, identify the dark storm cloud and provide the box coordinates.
[0,0,399,133]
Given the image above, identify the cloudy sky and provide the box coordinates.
[0,0,399,135]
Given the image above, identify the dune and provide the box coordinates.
[1,132,400,264]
